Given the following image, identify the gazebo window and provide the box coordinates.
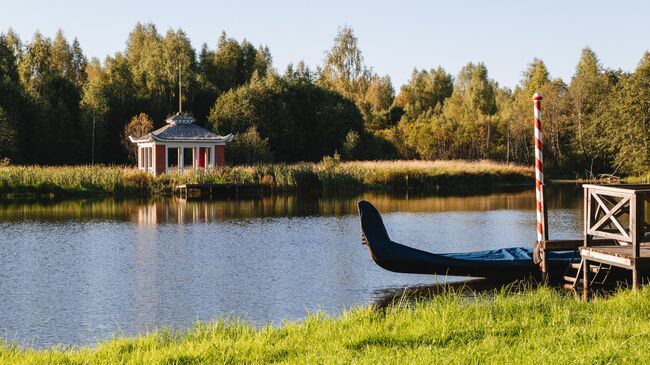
[139,147,152,170]
[168,147,179,168]
[147,148,153,169]
[183,147,194,168]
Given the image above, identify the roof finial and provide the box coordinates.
[178,62,182,114]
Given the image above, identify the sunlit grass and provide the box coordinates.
[3,285,650,364]
[0,160,533,197]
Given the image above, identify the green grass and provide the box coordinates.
[0,160,533,198]
[3,285,650,364]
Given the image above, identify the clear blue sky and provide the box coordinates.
[3,0,650,89]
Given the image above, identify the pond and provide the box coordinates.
[0,185,585,348]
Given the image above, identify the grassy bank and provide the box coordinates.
[3,285,650,363]
[0,160,533,198]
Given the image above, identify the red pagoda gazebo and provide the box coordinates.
[129,112,233,176]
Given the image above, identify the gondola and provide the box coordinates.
[357,200,577,280]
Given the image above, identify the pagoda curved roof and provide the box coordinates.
[129,113,233,143]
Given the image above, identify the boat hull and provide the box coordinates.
[358,200,576,280]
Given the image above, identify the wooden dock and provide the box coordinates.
[537,184,650,294]
[175,183,267,199]
[580,184,650,292]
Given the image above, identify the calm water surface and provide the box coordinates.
[0,186,585,347]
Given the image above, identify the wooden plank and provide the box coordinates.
[541,239,616,250]
[580,249,633,268]
[583,184,650,194]
[586,229,631,242]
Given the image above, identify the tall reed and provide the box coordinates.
[0,160,534,197]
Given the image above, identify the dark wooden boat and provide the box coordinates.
[357,200,577,280]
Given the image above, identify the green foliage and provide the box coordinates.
[0,107,17,159]
[320,26,371,102]
[567,48,614,169]
[0,25,649,176]
[395,67,453,118]
[8,286,650,363]
[121,113,153,162]
[226,125,272,164]
[209,72,364,162]
[597,53,650,175]
[341,130,360,160]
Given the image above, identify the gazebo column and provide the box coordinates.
[180,147,184,173]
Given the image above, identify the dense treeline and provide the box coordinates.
[0,24,648,176]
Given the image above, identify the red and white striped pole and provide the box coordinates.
[533,93,548,243]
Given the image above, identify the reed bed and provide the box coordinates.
[0,160,533,197]
[3,285,650,364]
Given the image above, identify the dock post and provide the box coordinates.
[533,93,550,280]
[631,193,642,289]
[583,187,592,300]
[582,258,589,300]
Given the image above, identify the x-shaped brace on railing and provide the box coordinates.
[591,192,631,240]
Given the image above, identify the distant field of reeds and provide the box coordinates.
[3,285,650,364]
[0,160,534,198]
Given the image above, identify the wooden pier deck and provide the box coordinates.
[175,183,267,199]
[580,245,650,270]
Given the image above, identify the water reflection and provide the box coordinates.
[0,184,584,223]
[0,185,589,348]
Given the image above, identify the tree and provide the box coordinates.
[226,125,272,164]
[440,62,497,159]
[395,67,453,118]
[51,30,73,80]
[0,32,28,162]
[567,47,612,169]
[70,38,88,87]
[18,32,54,96]
[80,58,109,163]
[320,26,371,102]
[365,75,394,112]
[209,72,364,162]
[126,22,167,117]
[597,53,650,175]
[341,130,360,160]
[122,113,153,162]
[0,106,17,159]
[17,32,83,164]
[507,58,551,163]
[195,32,271,122]
[162,29,196,114]
[362,75,395,130]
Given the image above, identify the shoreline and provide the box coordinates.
[2,285,649,363]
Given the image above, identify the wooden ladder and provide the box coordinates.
[563,259,613,290]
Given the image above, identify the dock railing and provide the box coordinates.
[581,184,650,287]
[584,184,650,247]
